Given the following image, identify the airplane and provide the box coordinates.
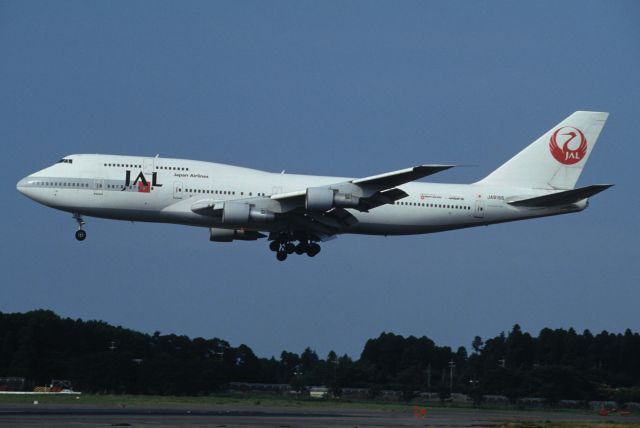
[17,111,611,261]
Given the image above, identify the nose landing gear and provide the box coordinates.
[73,213,86,241]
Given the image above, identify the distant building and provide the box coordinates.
[309,387,328,399]
[0,377,26,392]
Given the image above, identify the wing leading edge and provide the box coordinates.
[351,164,454,191]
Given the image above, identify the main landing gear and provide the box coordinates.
[73,213,86,241]
[269,235,321,261]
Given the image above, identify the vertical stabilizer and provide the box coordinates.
[477,111,609,190]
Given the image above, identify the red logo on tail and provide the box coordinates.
[549,126,587,165]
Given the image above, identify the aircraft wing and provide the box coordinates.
[289,208,358,241]
[271,164,455,212]
[268,164,454,239]
[191,164,454,240]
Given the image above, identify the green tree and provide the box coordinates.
[472,336,483,354]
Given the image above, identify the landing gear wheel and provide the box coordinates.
[307,243,321,257]
[294,244,307,255]
[276,251,288,261]
[285,242,295,254]
[73,213,86,241]
[269,240,280,252]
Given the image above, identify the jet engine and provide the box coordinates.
[209,228,265,242]
[305,187,360,211]
[222,202,275,225]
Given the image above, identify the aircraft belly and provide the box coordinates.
[69,206,216,226]
[346,221,473,235]
[346,209,475,235]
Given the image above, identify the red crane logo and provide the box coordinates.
[549,126,587,165]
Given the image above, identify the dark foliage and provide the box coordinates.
[1,311,639,400]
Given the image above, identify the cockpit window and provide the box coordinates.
[57,158,73,164]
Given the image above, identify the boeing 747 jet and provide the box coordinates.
[17,111,611,261]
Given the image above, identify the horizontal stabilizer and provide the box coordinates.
[508,184,613,207]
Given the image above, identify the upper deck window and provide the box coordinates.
[57,158,73,164]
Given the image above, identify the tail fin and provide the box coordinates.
[477,111,609,190]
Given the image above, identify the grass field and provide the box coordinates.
[1,393,639,427]
[1,394,639,427]
[0,393,412,410]
[501,423,640,428]
[0,392,623,412]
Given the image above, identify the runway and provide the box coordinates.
[2,404,639,427]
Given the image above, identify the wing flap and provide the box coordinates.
[359,188,409,210]
[507,184,613,207]
[323,207,359,226]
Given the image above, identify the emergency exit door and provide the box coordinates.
[474,200,485,218]
[173,181,183,199]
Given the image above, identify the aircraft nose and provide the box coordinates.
[17,175,41,201]
[16,176,29,195]
[17,174,51,205]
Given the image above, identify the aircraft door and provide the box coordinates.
[143,158,154,174]
[474,200,485,218]
[173,181,183,199]
[93,178,104,195]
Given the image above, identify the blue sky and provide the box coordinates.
[1,1,638,358]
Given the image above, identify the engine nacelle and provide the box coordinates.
[305,187,359,211]
[333,192,360,208]
[209,228,265,242]
[222,202,275,225]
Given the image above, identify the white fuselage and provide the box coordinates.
[17,154,584,237]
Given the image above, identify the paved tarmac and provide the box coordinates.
[1,404,639,427]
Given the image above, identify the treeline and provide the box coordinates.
[1,310,640,402]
